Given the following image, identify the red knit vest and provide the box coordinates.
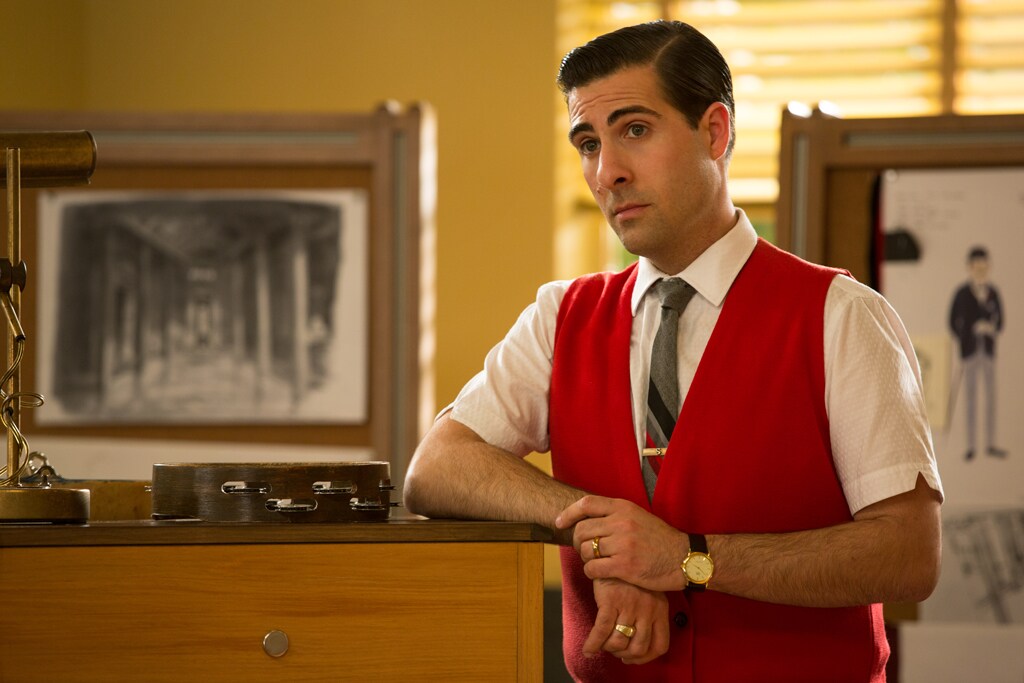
[550,239,888,682]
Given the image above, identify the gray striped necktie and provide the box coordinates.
[642,277,696,500]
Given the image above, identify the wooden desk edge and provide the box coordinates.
[0,518,555,547]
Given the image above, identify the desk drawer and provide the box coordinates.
[0,541,542,682]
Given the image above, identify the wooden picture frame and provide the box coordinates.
[0,107,435,484]
[775,110,1024,628]
[776,109,1024,283]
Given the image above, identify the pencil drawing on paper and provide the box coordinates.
[36,189,369,425]
[944,508,1024,624]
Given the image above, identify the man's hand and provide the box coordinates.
[556,495,689,592]
[973,319,996,336]
[585,578,670,665]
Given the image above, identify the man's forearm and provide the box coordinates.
[404,413,584,543]
[708,475,942,607]
[560,474,942,608]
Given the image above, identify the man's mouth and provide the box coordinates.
[612,203,648,220]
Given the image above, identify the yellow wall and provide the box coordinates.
[4,0,565,586]
[1,0,559,415]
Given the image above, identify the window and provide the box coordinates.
[555,0,1024,274]
[957,0,1024,113]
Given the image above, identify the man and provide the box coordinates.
[405,21,942,682]
[949,246,1005,461]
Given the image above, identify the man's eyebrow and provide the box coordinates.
[608,105,661,126]
[568,105,663,144]
[568,122,594,144]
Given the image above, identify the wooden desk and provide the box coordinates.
[0,519,549,682]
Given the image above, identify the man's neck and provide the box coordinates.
[650,204,739,275]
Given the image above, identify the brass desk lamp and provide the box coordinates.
[0,131,96,523]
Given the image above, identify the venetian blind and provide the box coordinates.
[671,0,945,202]
[957,0,1024,113]
[554,0,1024,274]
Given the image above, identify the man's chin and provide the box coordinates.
[613,237,649,262]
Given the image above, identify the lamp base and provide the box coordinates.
[0,485,90,523]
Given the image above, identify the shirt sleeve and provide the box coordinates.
[824,275,945,514]
[448,280,569,456]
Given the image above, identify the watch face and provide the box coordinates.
[685,553,713,584]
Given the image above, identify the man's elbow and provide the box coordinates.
[902,550,941,603]
[401,413,455,516]
[402,449,438,517]
[887,475,944,603]
[401,469,424,515]
[896,520,943,603]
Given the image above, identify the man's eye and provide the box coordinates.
[627,124,647,137]
[580,140,599,155]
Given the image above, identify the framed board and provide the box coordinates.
[777,109,1024,284]
[0,107,435,484]
[776,109,1024,680]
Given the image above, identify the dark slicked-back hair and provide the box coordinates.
[968,246,989,262]
[557,21,735,156]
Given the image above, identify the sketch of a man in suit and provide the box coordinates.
[949,246,1006,460]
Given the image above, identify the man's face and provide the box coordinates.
[969,256,990,285]
[566,64,725,273]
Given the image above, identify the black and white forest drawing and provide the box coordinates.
[36,189,369,425]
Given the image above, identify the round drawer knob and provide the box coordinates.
[263,629,289,657]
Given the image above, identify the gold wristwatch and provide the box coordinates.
[681,533,713,591]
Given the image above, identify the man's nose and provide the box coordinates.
[595,145,631,191]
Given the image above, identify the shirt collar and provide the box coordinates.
[631,209,758,315]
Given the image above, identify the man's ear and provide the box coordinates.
[702,102,731,161]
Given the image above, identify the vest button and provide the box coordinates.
[673,611,688,628]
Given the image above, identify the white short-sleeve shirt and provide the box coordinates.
[450,211,943,515]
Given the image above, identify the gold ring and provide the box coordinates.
[592,536,602,559]
[614,623,636,638]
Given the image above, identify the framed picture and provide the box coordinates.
[36,188,368,425]
[0,109,435,482]
[775,109,1024,669]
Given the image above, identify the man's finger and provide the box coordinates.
[603,629,634,656]
[577,529,615,561]
[582,606,618,657]
[555,494,614,528]
[624,620,652,659]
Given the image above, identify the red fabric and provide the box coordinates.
[549,239,888,682]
